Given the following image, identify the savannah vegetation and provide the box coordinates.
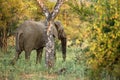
[0,0,120,80]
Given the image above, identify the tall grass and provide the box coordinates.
[1,46,119,80]
[0,46,87,80]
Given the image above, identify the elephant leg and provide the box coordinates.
[11,51,22,65]
[25,50,31,62]
[63,53,66,62]
[36,48,43,64]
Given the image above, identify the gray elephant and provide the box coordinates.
[11,20,67,64]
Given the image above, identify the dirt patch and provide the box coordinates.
[21,72,58,80]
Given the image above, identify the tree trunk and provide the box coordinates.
[0,37,3,49]
[2,29,7,52]
[37,0,64,68]
[0,29,7,52]
[45,21,55,68]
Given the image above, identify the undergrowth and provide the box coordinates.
[0,46,86,80]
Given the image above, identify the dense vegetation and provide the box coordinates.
[69,0,120,79]
[68,0,120,79]
[0,0,120,80]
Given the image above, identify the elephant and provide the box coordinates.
[11,20,67,65]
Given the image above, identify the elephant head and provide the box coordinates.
[40,20,67,61]
[42,20,67,61]
[54,21,67,61]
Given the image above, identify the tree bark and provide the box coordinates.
[37,0,64,68]
[2,29,7,52]
[45,21,55,68]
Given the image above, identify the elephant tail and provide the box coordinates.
[16,30,23,52]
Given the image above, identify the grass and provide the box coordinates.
[0,46,86,80]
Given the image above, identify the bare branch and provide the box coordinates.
[37,0,50,18]
[50,0,64,21]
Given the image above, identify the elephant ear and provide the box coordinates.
[54,21,66,39]
[40,20,58,38]
[52,26,58,39]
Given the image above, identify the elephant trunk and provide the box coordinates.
[61,37,67,61]
[54,21,67,61]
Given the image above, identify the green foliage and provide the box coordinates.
[0,47,85,80]
[0,0,41,33]
[92,0,120,78]
[69,0,120,79]
[0,0,43,50]
[68,0,95,22]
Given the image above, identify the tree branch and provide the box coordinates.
[37,0,50,19]
[50,0,64,21]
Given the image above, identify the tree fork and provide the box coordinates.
[37,0,64,68]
